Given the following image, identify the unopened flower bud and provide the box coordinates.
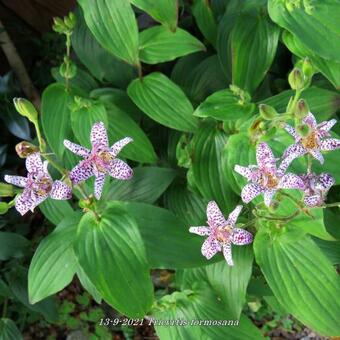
[259,104,277,120]
[0,183,14,197]
[52,17,66,34]
[295,99,309,119]
[302,58,314,79]
[0,202,9,215]
[59,58,77,79]
[297,124,310,137]
[15,141,39,158]
[13,98,38,123]
[288,68,304,90]
[64,12,76,30]
[258,121,267,131]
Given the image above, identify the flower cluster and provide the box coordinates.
[4,122,133,215]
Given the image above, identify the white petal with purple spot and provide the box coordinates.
[232,228,253,245]
[207,201,227,228]
[189,226,210,236]
[26,153,44,173]
[201,236,221,260]
[50,180,72,200]
[319,138,340,152]
[4,175,27,188]
[222,242,233,266]
[241,183,263,203]
[108,159,133,180]
[90,122,109,148]
[64,140,90,158]
[226,205,242,226]
[94,173,106,200]
[110,137,133,158]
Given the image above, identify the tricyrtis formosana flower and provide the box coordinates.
[189,201,253,266]
[234,142,304,207]
[64,122,133,199]
[4,153,71,215]
[300,172,335,207]
[283,112,340,164]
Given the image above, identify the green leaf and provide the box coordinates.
[268,0,340,62]
[104,167,176,204]
[254,228,340,336]
[71,101,108,148]
[282,31,340,89]
[74,203,153,317]
[313,238,340,265]
[28,217,79,304]
[78,0,139,66]
[191,121,238,212]
[123,201,217,268]
[41,83,76,159]
[0,232,29,261]
[0,318,22,340]
[39,198,76,225]
[76,265,102,304]
[107,105,157,163]
[192,0,218,47]
[72,9,136,86]
[130,0,178,31]
[229,13,280,94]
[128,72,198,132]
[139,26,205,64]
[194,89,255,121]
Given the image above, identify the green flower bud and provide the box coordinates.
[258,121,267,131]
[302,58,314,79]
[295,99,309,119]
[259,104,277,120]
[52,17,66,34]
[297,124,310,137]
[0,183,14,197]
[288,68,304,90]
[13,98,38,123]
[15,141,39,158]
[0,202,9,215]
[59,59,77,79]
[64,12,77,30]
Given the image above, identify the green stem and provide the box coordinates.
[2,298,8,318]
[33,120,45,152]
[258,210,300,222]
[321,202,340,208]
[64,32,72,88]
[288,89,302,116]
[307,154,313,173]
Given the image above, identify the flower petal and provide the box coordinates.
[26,153,44,173]
[94,173,106,200]
[318,119,337,132]
[316,173,335,191]
[222,242,233,266]
[279,143,306,174]
[207,201,227,228]
[304,195,321,207]
[285,124,299,140]
[319,138,340,152]
[90,122,108,148]
[226,205,242,226]
[303,112,317,129]
[50,180,72,200]
[4,175,27,188]
[234,165,253,181]
[108,159,133,180]
[189,226,210,236]
[64,140,90,158]
[15,191,34,215]
[69,161,94,185]
[232,228,253,245]
[241,183,263,203]
[278,173,304,190]
[201,236,221,260]
[256,142,275,169]
[110,137,133,158]
[309,149,324,164]
[264,189,276,207]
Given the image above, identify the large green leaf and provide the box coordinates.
[71,101,108,148]
[78,0,139,66]
[28,217,79,304]
[130,0,178,31]
[128,72,198,132]
[107,105,157,163]
[39,198,76,225]
[282,31,340,89]
[123,201,218,268]
[72,9,135,86]
[76,265,102,304]
[0,319,22,340]
[104,167,176,203]
[191,121,238,212]
[268,0,340,62]
[0,232,29,261]
[254,228,340,336]
[139,26,205,64]
[41,83,75,159]
[74,203,153,317]
[194,89,255,121]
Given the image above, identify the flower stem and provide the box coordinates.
[287,89,302,116]
[321,202,340,208]
[258,210,300,222]
[307,154,313,173]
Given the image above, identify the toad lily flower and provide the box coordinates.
[189,201,253,266]
[300,172,335,207]
[283,112,340,164]
[4,153,71,215]
[234,142,304,206]
[64,122,133,199]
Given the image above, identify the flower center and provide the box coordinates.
[93,150,113,172]
[260,172,278,189]
[30,175,52,196]
[301,131,319,150]
[215,225,233,244]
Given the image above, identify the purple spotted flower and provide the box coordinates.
[234,142,304,207]
[64,122,133,199]
[283,112,340,164]
[189,201,252,266]
[300,172,335,207]
[4,153,71,215]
